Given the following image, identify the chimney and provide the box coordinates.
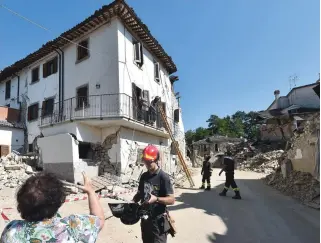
[274,90,280,100]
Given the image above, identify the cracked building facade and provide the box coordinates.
[0,0,185,183]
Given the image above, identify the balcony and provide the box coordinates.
[39,93,174,137]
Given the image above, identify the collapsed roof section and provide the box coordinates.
[0,0,177,82]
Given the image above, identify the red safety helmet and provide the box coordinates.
[142,145,159,163]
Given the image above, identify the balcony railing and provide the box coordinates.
[39,93,173,131]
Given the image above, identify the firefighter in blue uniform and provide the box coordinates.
[218,151,241,199]
[199,155,212,190]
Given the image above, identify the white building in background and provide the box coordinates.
[0,0,185,183]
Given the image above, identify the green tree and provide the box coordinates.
[185,130,195,146]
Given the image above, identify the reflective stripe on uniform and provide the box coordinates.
[233,188,240,191]
[224,186,229,190]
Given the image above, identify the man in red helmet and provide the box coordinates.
[132,144,175,243]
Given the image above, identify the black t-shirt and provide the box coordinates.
[138,168,174,217]
[223,157,235,172]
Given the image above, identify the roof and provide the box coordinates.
[193,135,243,145]
[267,82,319,110]
[0,120,24,129]
[0,0,177,82]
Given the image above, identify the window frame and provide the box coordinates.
[154,61,160,83]
[5,80,11,100]
[31,66,40,83]
[41,97,55,117]
[76,39,90,63]
[133,39,144,67]
[27,102,39,122]
[43,57,58,78]
[76,84,89,109]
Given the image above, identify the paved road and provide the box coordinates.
[169,169,320,243]
[0,169,319,243]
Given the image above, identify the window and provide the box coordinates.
[133,40,143,67]
[41,98,54,117]
[5,80,11,100]
[78,141,93,159]
[43,57,58,78]
[77,39,89,61]
[154,62,160,82]
[31,67,39,83]
[28,103,39,121]
[76,85,89,109]
[28,144,33,152]
[174,109,180,123]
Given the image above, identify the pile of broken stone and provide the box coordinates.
[237,150,285,174]
[0,153,36,189]
[265,170,320,209]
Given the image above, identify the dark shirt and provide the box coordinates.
[223,157,235,173]
[201,160,212,176]
[138,168,174,218]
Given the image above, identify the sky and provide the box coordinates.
[0,0,320,130]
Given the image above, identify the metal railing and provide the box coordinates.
[39,93,173,131]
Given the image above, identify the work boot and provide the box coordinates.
[219,189,227,196]
[199,185,205,189]
[232,191,241,200]
[205,186,211,191]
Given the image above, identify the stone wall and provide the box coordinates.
[92,130,121,176]
[287,113,320,177]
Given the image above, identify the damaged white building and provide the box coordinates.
[0,0,185,183]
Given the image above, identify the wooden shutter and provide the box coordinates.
[143,90,150,104]
[174,109,180,123]
[27,106,31,121]
[43,63,48,78]
[53,57,58,74]
[42,101,46,116]
[139,43,144,66]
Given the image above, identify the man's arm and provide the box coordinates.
[219,165,226,176]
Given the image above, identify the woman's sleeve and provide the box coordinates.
[66,214,101,243]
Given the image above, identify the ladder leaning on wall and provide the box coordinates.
[158,104,195,188]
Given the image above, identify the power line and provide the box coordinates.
[0,4,104,56]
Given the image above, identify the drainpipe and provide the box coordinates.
[58,47,65,114]
[54,49,63,120]
[13,74,21,120]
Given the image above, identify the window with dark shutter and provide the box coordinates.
[154,62,160,82]
[76,85,89,109]
[133,40,143,67]
[31,67,39,83]
[174,109,180,123]
[77,39,89,61]
[43,57,58,78]
[42,98,54,117]
[28,103,39,121]
[5,80,11,100]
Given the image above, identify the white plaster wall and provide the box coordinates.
[0,127,24,152]
[0,77,19,109]
[63,20,119,100]
[41,122,101,143]
[117,20,173,118]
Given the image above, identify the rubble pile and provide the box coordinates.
[0,153,36,189]
[238,150,285,174]
[264,170,320,208]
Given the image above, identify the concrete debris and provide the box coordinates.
[238,150,285,174]
[264,170,320,207]
[0,153,36,189]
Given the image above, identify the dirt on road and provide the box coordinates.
[0,169,319,243]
